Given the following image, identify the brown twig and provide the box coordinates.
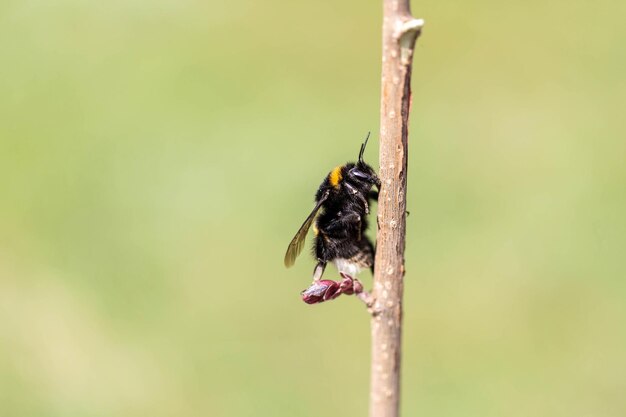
[369,2,423,416]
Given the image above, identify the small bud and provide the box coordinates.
[340,277,355,295]
[353,279,363,294]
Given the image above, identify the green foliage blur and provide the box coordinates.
[1,0,625,416]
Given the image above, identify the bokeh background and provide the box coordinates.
[1,0,625,416]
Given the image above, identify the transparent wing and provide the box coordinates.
[284,190,329,268]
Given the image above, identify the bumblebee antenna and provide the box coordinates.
[359,132,371,164]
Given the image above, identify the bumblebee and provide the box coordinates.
[284,134,381,284]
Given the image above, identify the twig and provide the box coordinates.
[369,1,423,416]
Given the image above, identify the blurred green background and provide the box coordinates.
[1,0,625,416]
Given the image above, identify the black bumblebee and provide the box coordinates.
[284,134,381,283]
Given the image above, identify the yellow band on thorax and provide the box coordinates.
[329,166,343,188]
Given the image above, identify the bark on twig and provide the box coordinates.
[369,1,423,416]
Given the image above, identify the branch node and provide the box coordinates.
[397,18,424,64]
[357,291,382,316]
[398,18,424,40]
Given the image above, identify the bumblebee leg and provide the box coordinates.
[347,182,371,214]
[359,194,370,215]
[312,262,326,281]
[375,175,381,189]
[369,190,379,201]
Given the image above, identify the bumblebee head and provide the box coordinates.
[346,132,380,188]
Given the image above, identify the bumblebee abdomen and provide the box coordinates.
[314,228,374,268]
[350,243,374,268]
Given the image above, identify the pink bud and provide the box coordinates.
[301,280,340,304]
